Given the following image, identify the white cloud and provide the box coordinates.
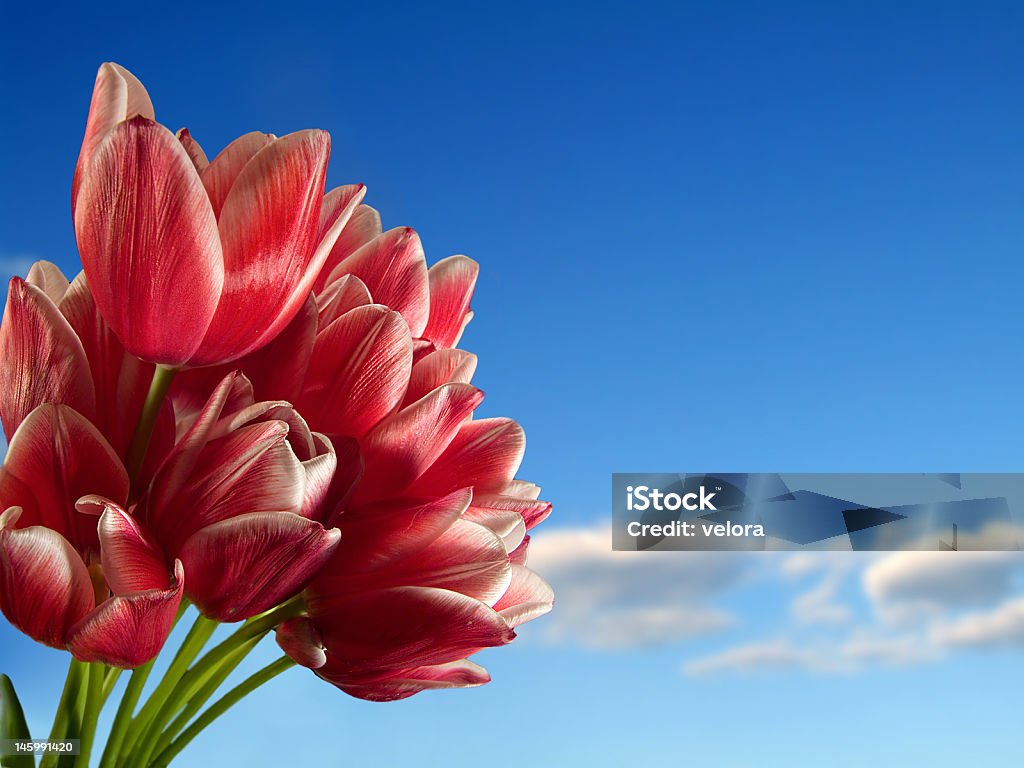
[527,525,752,648]
[683,640,847,677]
[528,526,1024,676]
[863,551,1023,624]
[930,598,1024,649]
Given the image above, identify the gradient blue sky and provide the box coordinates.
[1,1,1023,766]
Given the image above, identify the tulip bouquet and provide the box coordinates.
[0,63,552,767]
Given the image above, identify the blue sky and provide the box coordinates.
[1,1,1023,765]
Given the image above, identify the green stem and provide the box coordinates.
[75,663,105,768]
[41,659,82,768]
[149,657,296,768]
[153,637,260,755]
[119,614,217,766]
[126,364,177,490]
[129,599,303,768]
[98,659,153,768]
[101,668,122,706]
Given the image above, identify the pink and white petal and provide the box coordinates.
[324,488,472,574]
[462,504,527,553]
[329,659,490,702]
[314,204,382,293]
[411,338,435,365]
[74,117,223,366]
[470,492,552,532]
[504,480,543,500]
[313,586,514,674]
[422,255,479,348]
[316,274,372,329]
[176,128,210,172]
[148,371,253,508]
[191,130,331,365]
[180,512,340,622]
[276,617,327,669]
[403,348,478,406]
[67,560,183,668]
[494,565,554,628]
[25,261,71,304]
[159,421,306,553]
[95,503,168,595]
[0,404,128,552]
[0,509,95,648]
[323,227,429,337]
[315,185,367,252]
[73,62,155,210]
[299,305,411,439]
[301,433,337,520]
[508,535,530,566]
[354,383,483,503]
[364,519,512,606]
[409,418,526,498]
[200,131,273,217]
[0,278,96,441]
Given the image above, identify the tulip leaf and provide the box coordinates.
[0,674,35,768]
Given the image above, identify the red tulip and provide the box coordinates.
[261,255,552,700]
[0,405,182,668]
[138,372,340,622]
[72,63,363,367]
[315,222,480,357]
[0,265,175,478]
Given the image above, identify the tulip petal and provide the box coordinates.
[172,291,318,409]
[409,418,526,498]
[328,488,472,572]
[191,130,331,365]
[25,260,71,304]
[313,586,514,675]
[67,559,183,668]
[299,305,412,438]
[317,274,372,329]
[314,204,382,293]
[504,480,543,500]
[59,273,172,465]
[179,512,340,622]
[494,565,554,628]
[149,372,252,507]
[354,383,482,502]
[301,433,337,519]
[151,420,306,554]
[469,492,552,532]
[422,255,479,348]
[95,503,168,594]
[462,504,527,553]
[403,348,478,406]
[0,278,95,441]
[0,508,95,648]
[0,404,128,552]
[315,185,367,251]
[276,617,327,669]
[328,659,490,702]
[323,227,430,337]
[73,62,154,210]
[200,131,273,217]
[176,128,210,172]
[74,117,224,365]
[339,519,511,606]
[508,535,530,566]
